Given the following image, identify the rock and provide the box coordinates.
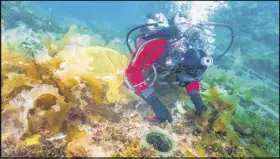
[243,128,252,135]
[233,124,253,135]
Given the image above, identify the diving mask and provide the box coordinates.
[147,13,169,31]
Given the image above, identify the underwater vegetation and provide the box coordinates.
[1,1,62,33]
[212,1,279,84]
[1,1,279,158]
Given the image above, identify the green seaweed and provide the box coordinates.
[1,1,62,33]
[1,1,279,158]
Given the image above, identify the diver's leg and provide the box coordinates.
[185,80,207,115]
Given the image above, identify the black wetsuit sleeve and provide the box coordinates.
[142,25,180,40]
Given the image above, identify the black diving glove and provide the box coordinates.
[139,88,173,123]
[189,91,207,116]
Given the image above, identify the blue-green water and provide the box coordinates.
[28,2,169,28]
[1,1,279,158]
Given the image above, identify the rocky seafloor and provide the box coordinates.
[1,1,279,157]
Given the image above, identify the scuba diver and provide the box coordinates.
[124,12,234,124]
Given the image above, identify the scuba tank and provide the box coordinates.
[125,20,234,88]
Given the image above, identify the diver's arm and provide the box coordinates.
[126,66,173,124]
[185,80,207,115]
[139,88,172,123]
[125,39,173,123]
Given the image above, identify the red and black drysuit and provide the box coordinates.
[125,26,208,123]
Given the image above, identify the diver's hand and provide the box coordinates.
[139,88,173,123]
[189,91,207,116]
[195,104,207,116]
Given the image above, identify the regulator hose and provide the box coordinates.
[125,21,234,61]
[196,22,234,60]
[126,23,159,54]
[125,21,234,87]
